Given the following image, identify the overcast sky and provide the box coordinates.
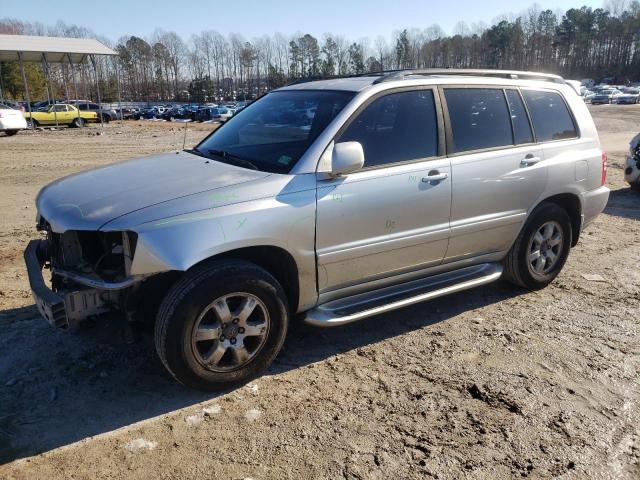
[1,0,604,41]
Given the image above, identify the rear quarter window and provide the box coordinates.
[522,90,577,142]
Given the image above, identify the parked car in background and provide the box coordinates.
[616,88,640,104]
[133,107,162,120]
[234,101,250,112]
[0,102,28,135]
[24,104,97,127]
[161,106,193,121]
[32,100,66,111]
[2,101,25,112]
[24,69,609,390]
[583,90,596,103]
[119,107,139,120]
[196,106,232,122]
[590,88,623,104]
[71,101,120,122]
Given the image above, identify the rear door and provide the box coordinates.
[315,88,451,293]
[442,87,547,262]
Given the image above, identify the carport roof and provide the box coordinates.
[0,34,117,63]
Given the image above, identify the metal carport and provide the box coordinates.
[0,34,119,128]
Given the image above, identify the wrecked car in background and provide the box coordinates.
[625,133,640,190]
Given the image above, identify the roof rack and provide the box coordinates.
[372,69,565,85]
[286,71,385,86]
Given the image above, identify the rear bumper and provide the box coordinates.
[581,186,610,229]
[0,117,27,130]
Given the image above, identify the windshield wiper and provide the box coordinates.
[186,147,206,157]
[208,149,259,170]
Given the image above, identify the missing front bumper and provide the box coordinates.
[23,240,121,328]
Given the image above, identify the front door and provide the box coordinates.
[315,88,451,295]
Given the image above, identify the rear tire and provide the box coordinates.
[4,130,18,136]
[155,260,289,391]
[27,119,39,128]
[503,202,572,290]
[72,118,85,128]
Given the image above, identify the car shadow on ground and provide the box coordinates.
[0,280,524,464]
[603,186,640,220]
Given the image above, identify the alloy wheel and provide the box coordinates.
[527,221,564,276]
[191,292,270,372]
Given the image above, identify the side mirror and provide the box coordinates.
[331,141,364,176]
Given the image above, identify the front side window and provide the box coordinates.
[522,90,577,142]
[337,90,439,168]
[444,88,512,153]
[197,90,354,174]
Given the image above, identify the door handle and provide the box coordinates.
[520,154,542,167]
[422,171,449,183]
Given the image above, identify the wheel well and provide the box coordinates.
[538,193,582,246]
[206,246,300,313]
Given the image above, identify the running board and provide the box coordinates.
[304,263,503,327]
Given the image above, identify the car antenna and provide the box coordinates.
[182,120,189,150]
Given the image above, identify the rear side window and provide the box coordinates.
[338,90,439,168]
[444,88,512,153]
[505,90,533,145]
[522,90,577,142]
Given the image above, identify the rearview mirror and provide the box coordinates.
[331,141,364,176]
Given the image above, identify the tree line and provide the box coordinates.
[1,1,639,104]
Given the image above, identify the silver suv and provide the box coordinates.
[25,69,610,390]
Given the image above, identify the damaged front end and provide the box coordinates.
[625,133,640,187]
[24,217,146,328]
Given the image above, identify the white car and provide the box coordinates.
[0,103,28,136]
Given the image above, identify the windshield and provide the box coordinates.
[195,90,355,174]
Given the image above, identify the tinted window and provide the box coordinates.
[522,90,577,142]
[337,90,438,167]
[198,90,354,174]
[445,89,512,153]
[505,90,533,145]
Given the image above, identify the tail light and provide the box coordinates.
[601,151,607,186]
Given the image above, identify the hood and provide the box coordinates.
[37,151,271,232]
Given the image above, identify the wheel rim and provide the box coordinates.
[191,292,270,372]
[527,221,563,276]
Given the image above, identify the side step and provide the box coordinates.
[304,263,503,327]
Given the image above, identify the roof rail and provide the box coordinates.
[372,69,565,85]
[286,71,385,86]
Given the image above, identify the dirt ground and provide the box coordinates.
[0,108,638,479]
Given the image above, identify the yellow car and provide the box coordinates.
[24,104,97,128]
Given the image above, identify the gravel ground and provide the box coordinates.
[0,109,638,479]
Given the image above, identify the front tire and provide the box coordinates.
[155,260,289,391]
[4,130,18,136]
[503,202,572,290]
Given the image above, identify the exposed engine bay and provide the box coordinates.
[28,217,143,328]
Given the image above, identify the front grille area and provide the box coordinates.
[37,217,134,283]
